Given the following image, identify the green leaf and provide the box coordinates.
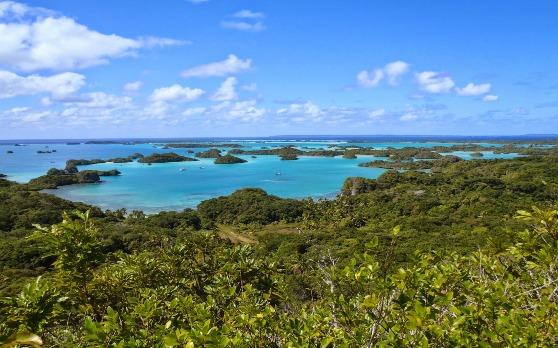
[1,332,43,347]
[320,336,334,348]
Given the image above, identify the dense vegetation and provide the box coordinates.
[279,154,299,160]
[214,155,247,164]
[27,169,120,190]
[138,153,198,164]
[1,147,558,346]
[195,149,222,159]
[65,154,144,173]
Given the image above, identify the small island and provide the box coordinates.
[138,152,198,164]
[280,154,299,160]
[27,168,121,190]
[196,148,222,158]
[65,153,145,172]
[359,154,463,172]
[470,152,484,158]
[414,150,443,159]
[214,154,247,164]
[359,160,433,171]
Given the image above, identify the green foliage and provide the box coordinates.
[26,169,120,190]
[1,205,557,346]
[196,148,222,158]
[279,153,298,160]
[138,153,198,164]
[214,154,247,164]
[197,188,304,226]
[29,211,105,302]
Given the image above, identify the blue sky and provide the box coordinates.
[1,0,557,139]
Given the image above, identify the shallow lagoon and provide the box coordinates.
[0,140,524,212]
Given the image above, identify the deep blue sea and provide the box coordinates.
[0,136,549,212]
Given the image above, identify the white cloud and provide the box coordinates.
[225,100,265,122]
[0,70,85,99]
[222,9,266,32]
[40,97,52,106]
[149,84,205,102]
[456,83,491,96]
[415,71,455,93]
[181,54,252,78]
[182,107,207,117]
[6,106,29,113]
[221,21,265,32]
[212,77,237,101]
[0,1,55,19]
[143,101,170,118]
[384,61,409,85]
[357,69,384,88]
[369,108,386,119]
[400,112,418,121]
[63,92,133,109]
[124,81,143,92]
[483,94,499,102]
[277,101,323,122]
[0,1,185,71]
[21,110,51,123]
[356,60,409,88]
[233,10,265,19]
[242,83,257,92]
[397,104,446,122]
[0,1,32,17]
[2,106,52,124]
[138,36,188,48]
[145,84,205,119]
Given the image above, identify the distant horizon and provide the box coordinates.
[2,134,558,143]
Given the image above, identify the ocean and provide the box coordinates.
[0,136,539,212]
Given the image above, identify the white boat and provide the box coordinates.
[179,168,186,172]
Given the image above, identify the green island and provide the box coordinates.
[359,155,462,171]
[65,153,144,173]
[195,148,222,158]
[138,152,198,164]
[225,143,539,161]
[214,154,248,164]
[27,168,121,190]
[1,147,558,346]
[279,153,299,160]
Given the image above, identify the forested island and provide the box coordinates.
[214,154,247,164]
[1,145,558,346]
[138,153,198,164]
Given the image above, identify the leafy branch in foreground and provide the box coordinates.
[1,205,557,346]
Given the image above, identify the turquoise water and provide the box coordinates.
[441,151,522,160]
[43,155,384,212]
[0,140,523,212]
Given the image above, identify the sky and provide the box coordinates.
[1,0,558,139]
